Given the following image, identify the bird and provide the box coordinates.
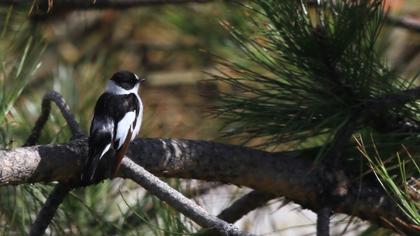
[81,70,145,185]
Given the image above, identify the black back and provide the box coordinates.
[82,92,140,184]
[90,92,140,145]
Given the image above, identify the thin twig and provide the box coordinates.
[367,86,420,112]
[121,158,254,236]
[198,190,276,236]
[24,90,84,146]
[386,15,420,33]
[316,207,331,236]
[218,191,276,223]
[29,184,73,236]
[25,91,84,236]
[364,86,420,132]
[307,0,420,33]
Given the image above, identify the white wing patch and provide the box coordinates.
[99,143,111,160]
[116,111,136,149]
[131,95,143,141]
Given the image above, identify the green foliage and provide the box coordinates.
[215,0,419,149]
[216,1,420,233]
[356,135,420,225]
[0,184,53,235]
[0,6,45,147]
[0,1,418,235]
[0,5,221,234]
[0,6,47,235]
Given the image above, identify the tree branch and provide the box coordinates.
[1,138,418,234]
[29,183,73,236]
[217,190,276,224]
[23,91,85,236]
[315,111,362,236]
[21,90,254,236]
[24,90,84,146]
[316,207,331,236]
[386,15,420,33]
[121,158,252,236]
[198,190,276,236]
[368,86,420,111]
[3,0,419,34]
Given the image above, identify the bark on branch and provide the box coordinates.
[22,90,85,236]
[17,90,251,236]
[0,138,417,234]
[198,190,276,236]
[122,158,250,236]
[386,15,420,33]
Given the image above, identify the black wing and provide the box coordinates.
[81,92,138,184]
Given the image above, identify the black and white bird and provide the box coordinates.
[81,70,144,184]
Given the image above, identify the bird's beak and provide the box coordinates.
[139,76,146,83]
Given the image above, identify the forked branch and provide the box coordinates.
[25,91,84,236]
[23,91,253,236]
[122,158,252,236]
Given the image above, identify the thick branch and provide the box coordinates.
[22,90,251,235]
[0,138,417,234]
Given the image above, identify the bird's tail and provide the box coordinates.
[80,153,102,186]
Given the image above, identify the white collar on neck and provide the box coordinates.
[106,80,139,95]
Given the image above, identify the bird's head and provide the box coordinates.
[107,70,146,94]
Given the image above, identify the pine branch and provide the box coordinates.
[386,15,420,33]
[24,90,84,146]
[21,91,253,236]
[29,184,73,236]
[1,138,418,234]
[23,91,86,236]
[367,86,420,112]
[198,190,276,236]
[316,207,331,236]
[217,191,276,223]
[122,158,252,236]
[21,91,247,236]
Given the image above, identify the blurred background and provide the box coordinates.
[0,0,419,235]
